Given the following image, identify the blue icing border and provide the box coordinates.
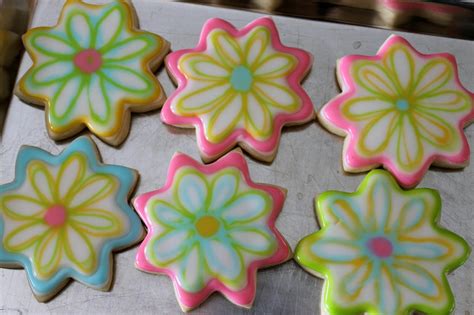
[0,136,142,298]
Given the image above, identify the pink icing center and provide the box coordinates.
[74,49,102,74]
[367,236,393,258]
[44,205,67,227]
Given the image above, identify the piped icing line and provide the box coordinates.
[0,136,143,301]
[318,34,474,188]
[133,150,291,311]
[295,170,470,315]
[15,0,169,146]
[162,17,314,162]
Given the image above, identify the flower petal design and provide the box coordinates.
[103,36,154,62]
[396,115,423,170]
[398,198,426,232]
[397,238,450,260]
[353,61,397,98]
[56,154,87,201]
[209,171,239,211]
[311,237,362,262]
[412,109,454,147]
[51,75,85,120]
[326,198,363,235]
[100,65,151,93]
[359,111,398,154]
[245,92,273,139]
[253,80,299,110]
[254,53,296,79]
[376,266,400,314]
[70,208,123,237]
[179,53,229,81]
[151,229,191,265]
[68,174,116,209]
[210,30,242,68]
[413,58,452,97]
[177,245,204,291]
[416,90,471,113]
[66,12,92,49]
[207,93,243,141]
[341,261,372,297]
[2,195,46,220]
[63,225,96,274]
[176,171,208,214]
[4,221,48,251]
[393,262,441,298]
[28,161,55,204]
[367,178,392,232]
[229,226,275,255]
[30,33,75,58]
[33,230,63,278]
[31,60,75,86]
[342,96,394,121]
[204,239,242,280]
[88,74,111,122]
[244,27,269,68]
[175,82,232,115]
[220,191,269,224]
[95,6,123,50]
[150,200,190,228]
[384,45,415,94]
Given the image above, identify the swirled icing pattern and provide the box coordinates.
[319,35,474,188]
[295,170,470,315]
[134,150,291,311]
[16,0,169,145]
[0,136,143,301]
[162,17,314,162]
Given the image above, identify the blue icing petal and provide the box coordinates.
[397,241,447,259]
[0,136,142,298]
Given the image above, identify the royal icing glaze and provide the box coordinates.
[162,17,314,162]
[0,136,143,301]
[133,150,291,311]
[16,0,169,145]
[318,35,474,188]
[295,170,470,315]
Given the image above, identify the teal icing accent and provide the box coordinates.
[0,136,142,297]
[395,99,409,111]
[230,66,253,92]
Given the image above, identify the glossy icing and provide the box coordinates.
[0,136,143,301]
[162,17,314,162]
[319,35,474,188]
[16,0,169,145]
[295,170,470,315]
[134,150,291,310]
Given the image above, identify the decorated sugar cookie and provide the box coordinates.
[134,150,291,311]
[319,35,474,188]
[0,136,143,301]
[162,17,314,162]
[295,170,470,315]
[15,0,169,145]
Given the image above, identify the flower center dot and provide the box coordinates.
[230,66,253,92]
[43,205,67,227]
[367,236,393,258]
[395,99,409,111]
[195,215,220,237]
[74,49,102,74]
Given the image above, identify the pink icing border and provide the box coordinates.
[133,150,291,310]
[319,34,474,188]
[161,17,314,161]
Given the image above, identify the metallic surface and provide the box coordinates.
[1,0,473,314]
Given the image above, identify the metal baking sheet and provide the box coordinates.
[0,0,473,314]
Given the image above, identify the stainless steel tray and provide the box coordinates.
[0,0,473,314]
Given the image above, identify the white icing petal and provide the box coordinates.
[221,192,267,224]
[88,74,110,122]
[369,179,391,231]
[67,12,91,49]
[229,227,274,254]
[343,262,372,296]
[393,262,440,298]
[254,54,294,79]
[5,222,47,250]
[64,224,93,264]
[396,115,422,168]
[31,34,75,57]
[377,267,399,314]
[151,201,188,227]
[209,172,238,211]
[253,81,296,109]
[205,239,242,279]
[152,229,190,263]
[360,111,397,153]
[178,245,202,291]
[208,94,243,139]
[343,97,394,120]
[57,155,86,200]
[176,83,231,114]
[355,62,397,96]
[398,198,426,232]
[414,60,451,96]
[177,172,208,214]
[32,61,74,85]
[2,195,46,219]
[95,6,122,50]
[386,46,414,93]
[52,76,84,119]
[311,238,362,262]
[103,37,151,61]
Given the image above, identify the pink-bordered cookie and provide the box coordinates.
[319,34,474,188]
[162,17,314,162]
[133,150,291,311]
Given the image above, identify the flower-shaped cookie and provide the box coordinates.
[295,170,470,315]
[16,0,169,145]
[0,136,143,301]
[162,17,314,162]
[319,35,474,188]
[134,150,291,310]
